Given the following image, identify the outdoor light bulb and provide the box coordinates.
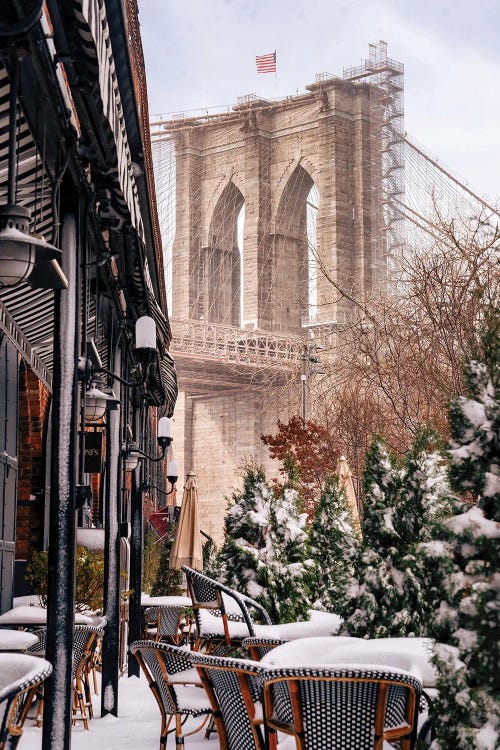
[0,227,36,285]
[167,459,178,483]
[125,451,141,472]
[0,205,63,288]
[135,316,156,350]
[157,416,172,448]
[84,383,119,422]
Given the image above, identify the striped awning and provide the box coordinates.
[0,65,55,388]
[73,0,145,240]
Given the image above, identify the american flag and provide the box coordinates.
[256,51,276,73]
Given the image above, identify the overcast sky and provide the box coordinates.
[138,0,499,203]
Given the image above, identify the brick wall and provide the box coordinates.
[16,364,51,560]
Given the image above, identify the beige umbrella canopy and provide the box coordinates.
[337,456,362,539]
[169,471,203,571]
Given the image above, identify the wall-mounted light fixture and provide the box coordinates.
[122,442,142,472]
[78,316,158,389]
[0,40,67,289]
[84,382,119,423]
[128,416,172,464]
[142,452,178,497]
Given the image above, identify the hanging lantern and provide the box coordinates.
[84,382,119,423]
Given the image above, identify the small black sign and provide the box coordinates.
[83,431,103,473]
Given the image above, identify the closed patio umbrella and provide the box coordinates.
[337,455,362,538]
[169,472,203,570]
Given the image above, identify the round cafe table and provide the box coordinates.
[0,629,38,652]
[260,635,438,688]
[0,606,100,629]
[140,594,191,608]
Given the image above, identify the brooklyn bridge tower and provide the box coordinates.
[151,43,404,539]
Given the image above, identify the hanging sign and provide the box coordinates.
[83,431,103,473]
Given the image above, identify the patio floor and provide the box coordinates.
[22,672,218,750]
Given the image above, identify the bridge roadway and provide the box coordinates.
[169,318,305,395]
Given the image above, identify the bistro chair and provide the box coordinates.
[182,567,342,654]
[72,622,106,729]
[130,640,211,749]
[0,653,52,750]
[142,605,188,645]
[243,637,285,662]
[261,665,422,750]
[190,650,269,750]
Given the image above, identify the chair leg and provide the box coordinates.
[175,713,184,746]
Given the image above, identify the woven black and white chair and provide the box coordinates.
[130,641,211,749]
[182,566,272,652]
[0,653,53,750]
[243,637,285,662]
[261,665,423,750]
[143,605,187,645]
[182,567,343,654]
[190,650,270,750]
[72,621,106,729]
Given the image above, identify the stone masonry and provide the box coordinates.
[165,77,384,542]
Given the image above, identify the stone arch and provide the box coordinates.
[270,164,316,333]
[199,180,244,325]
[202,170,244,247]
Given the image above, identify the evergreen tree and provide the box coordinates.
[151,523,183,596]
[341,439,406,637]
[217,464,312,623]
[308,476,359,613]
[429,316,500,750]
[343,435,453,638]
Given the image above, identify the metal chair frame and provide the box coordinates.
[182,566,272,651]
[262,665,422,750]
[0,654,53,750]
[130,640,211,749]
[190,650,271,750]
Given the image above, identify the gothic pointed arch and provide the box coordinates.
[268,164,317,332]
[196,180,244,325]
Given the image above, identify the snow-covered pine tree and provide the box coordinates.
[343,433,453,638]
[216,464,273,603]
[340,439,407,637]
[308,476,359,613]
[430,315,500,750]
[216,464,312,623]
[267,486,312,623]
[398,430,455,635]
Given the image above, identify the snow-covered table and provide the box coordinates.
[260,635,437,687]
[140,595,191,608]
[0,606,98,628]
[0,629,38,652]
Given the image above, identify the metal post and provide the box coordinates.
[101,350,122,716]
[127,460,143,677]
[42,213,78,750]
[301,373,307,423]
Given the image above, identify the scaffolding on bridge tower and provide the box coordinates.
[343,40,405,284]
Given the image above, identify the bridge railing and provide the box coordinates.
[170,319,305,368]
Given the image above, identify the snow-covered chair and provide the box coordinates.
[130,641,211,750]
[72,621,106,729]
[261,665,422,750]
[0,653,52,749]
[182,566,342,653]
[189,650,269,750]
[142,605,187,645]
[243,637,285,662]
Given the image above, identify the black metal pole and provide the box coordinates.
[101,348,122,717]
[42,212,78,750]
[127,456,143,677]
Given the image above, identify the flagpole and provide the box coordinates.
[274,50,277,94]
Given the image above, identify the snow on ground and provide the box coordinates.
[21,672,218,750]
